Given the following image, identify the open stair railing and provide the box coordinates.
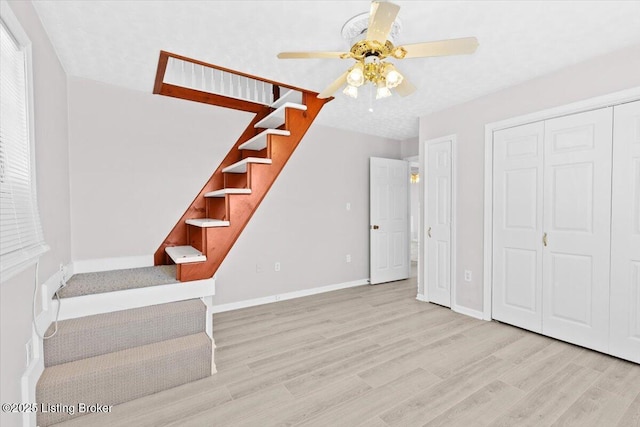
[152,51,331,282]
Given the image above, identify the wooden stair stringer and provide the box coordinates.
[176,94,328,282]
[153,107,273,266]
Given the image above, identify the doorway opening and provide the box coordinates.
[406,156,420,279]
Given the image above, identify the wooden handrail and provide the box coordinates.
[153,50,320,97]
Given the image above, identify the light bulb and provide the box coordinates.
[343,85,358,99]
[346,63,365,87]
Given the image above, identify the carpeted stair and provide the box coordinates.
[36,267,213,426]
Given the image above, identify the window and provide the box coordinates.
[0,2,48,282]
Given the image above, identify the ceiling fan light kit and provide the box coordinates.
[278,1,478,101]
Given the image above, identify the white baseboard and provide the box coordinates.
[415,295,485,321]
[212,279,369,313]
[72,255,153,274]
[452,304,487,321]
[59,278,215,320]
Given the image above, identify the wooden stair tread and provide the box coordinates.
[222,157,272,174]
[185,218,230,228]
[254,102,307,129]
[238,129,291,151]
[204,188,252,198]
[165,246,206,264]
[270,90,303,109]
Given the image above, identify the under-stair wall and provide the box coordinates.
[152,51,331,282]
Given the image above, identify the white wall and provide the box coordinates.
[215,124,401,304]
[68,77,253,259]
[419,44,640,312]
[400,136,419,158]
[67,78,401,305]
[0,2,71,426]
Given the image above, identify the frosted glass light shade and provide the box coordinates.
[343,84,358,98]
[376,86,391,99]
[346,63,365,87]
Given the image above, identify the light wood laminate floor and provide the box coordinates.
[57,277,640,426]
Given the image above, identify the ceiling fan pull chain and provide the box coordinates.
[368,84,374,112]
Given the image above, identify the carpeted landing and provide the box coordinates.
[58,265,178,298]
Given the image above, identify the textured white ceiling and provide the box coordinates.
[33,1,640,140]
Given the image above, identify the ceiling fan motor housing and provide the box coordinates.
[341,11,402,47]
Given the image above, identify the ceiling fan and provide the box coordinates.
[277,1,479,100]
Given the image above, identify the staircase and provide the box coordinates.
[152,51,331,282]
[36,267,214,426]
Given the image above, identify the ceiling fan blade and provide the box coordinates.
[366,1,400,42]
[317,71,349,99]
[277,51,349,59]
[395,78,416,97]
[400,37,479,59]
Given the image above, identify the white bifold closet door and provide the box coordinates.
[610,100,640,363]
[492,122,544,332]
[541,108,613,353]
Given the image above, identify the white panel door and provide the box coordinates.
[370,157,410,285]
[610,100,640,363]
[426,140,452,307]
[542,107,613,353]
[492,122,544,332]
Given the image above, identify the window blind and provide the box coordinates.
[0,17,48,281]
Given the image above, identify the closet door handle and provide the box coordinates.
[543,232,548,247]
[427,227,432,238]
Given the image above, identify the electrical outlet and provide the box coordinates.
[274,262,281,272]
[464,270,472,282]
[346,202,351,211]
[59,263,67,288]
[256,264,263,273]
[346,254,351,263]
[25,340,33,367]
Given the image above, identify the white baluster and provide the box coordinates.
[165,57,173,84]
[229,73,233,97]
[181,60,186,86]
[192,64,198,90]
[201,66,205,91]
[254,80,258,103]
[210,68,215,93]
[246,79,251,101]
